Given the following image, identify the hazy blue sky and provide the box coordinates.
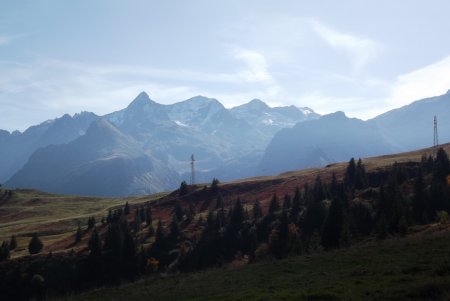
[2,0,450,131]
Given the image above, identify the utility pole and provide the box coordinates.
[190,154,195,185]
[434,116,439,148]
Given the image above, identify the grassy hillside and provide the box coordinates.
[61,224,450,301]
[0,189,166,258]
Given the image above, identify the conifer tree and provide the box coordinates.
[345,158,356,188]
[75,223,82,243]
[321,197,344,250]
[412,169,427,223]
[211,178,220,194]
[170,215,181,239]
[291,187,301,221]
[0,241,10,260]
[174,201,184,221]
[9,235,17,250]
[282,194,292,211]
[253,199,262,219]
[28,233,43,255]
[88,228,101,257]
[179,181,188,196]
[268,194,280,214]
[355,158,367,189]
[433,148,450,182]
[124,201,130,215]
[216,193,224,209]
[87,216,96,230]
[145,206,153,226]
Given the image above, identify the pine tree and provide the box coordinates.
[9,235,17,250]
[291,187,301,221]
[216,193,224,209]
[345,158,356,188]
[0,241,10,260]
[433,148,450,182]
[321,197,344,250]
[170,215,181,239]
[134,210,141,233]
[253,199,262,219]
[28,233,43,255]
[211,178,220,194]
[145,206,153,226]
[412,169,427,223]
[174,201,184,221]
[355,158,367,189]
[124,201,130,215]
[75,223,82,243]
[122,227,136,260]
[155,220,165,245]
[282,194,292,211]
[87,216,96,230]
[88,228,101,257]
[179,181,188,196]
[268,194,280,214]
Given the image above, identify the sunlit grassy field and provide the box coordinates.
[0,189,166,257]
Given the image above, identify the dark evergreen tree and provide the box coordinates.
[103,223,124,258]
[169,215,181,240]
[330,172,338,196]
[282,194,292,211]
[139,206,145,222]
[124,201,130,215]
[290,187,301,221]
[268,194,280,214]
[107,209,113,224]
[28,233,43,255]
[211,178,220,194]
[9,235,17,250]
[269,211,290,259]
[433,148,450,182]
[179,181,188,196]
[216,193,224,209]
[355,158,367,189]
[134,210,141,233]
[0,241,9,260]
[122,227,136,260]
[321,197,344,250]
[344,158,356,188]
[87,216,96,230]
[75,223,82,243]
[412,168,427,223]
[174,201,184,221]
[155,220,165,246]
[252,199,262,219]
[145,206,153,226]
[88,228,101,257]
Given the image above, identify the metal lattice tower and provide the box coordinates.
[190,154,195,185]
[434,116,439,148]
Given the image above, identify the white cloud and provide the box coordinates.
[309,19,382,72]
[389,56,450,107]
[0,54,283,131]
[232,48,274,83]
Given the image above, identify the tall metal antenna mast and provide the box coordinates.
[434,115,439,148]
[190,154,195,185]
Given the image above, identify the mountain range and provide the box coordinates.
[3,90,450,196]
[3,92,318,196]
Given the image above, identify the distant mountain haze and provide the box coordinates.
[259,90,450,175]
[3,92,318,196]
[3,90,450,196]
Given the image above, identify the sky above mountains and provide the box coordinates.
[2,0,450,131]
